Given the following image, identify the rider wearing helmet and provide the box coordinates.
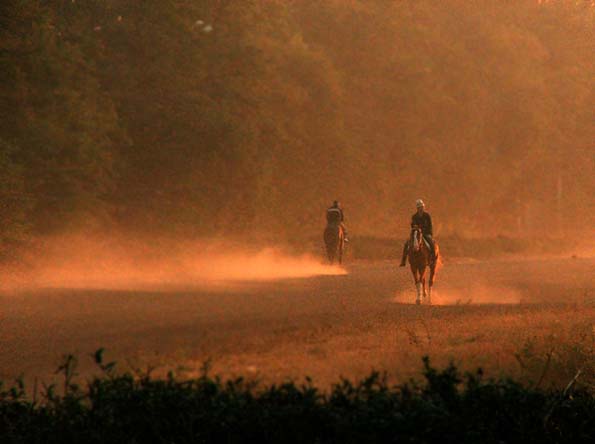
[399,199,435,266]
[327,200,349,242]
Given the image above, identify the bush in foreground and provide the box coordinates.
[0,353,593,443]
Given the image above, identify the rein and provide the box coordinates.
[411,228,422,252]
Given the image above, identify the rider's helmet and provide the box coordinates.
[416,199,425,209]
[333,200,340,208]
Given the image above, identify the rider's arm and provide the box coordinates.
[426,214,433,236]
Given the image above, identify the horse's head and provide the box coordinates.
[410,225,422,251]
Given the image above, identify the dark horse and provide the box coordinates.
[407,225,439,304]
[324,224,345,264]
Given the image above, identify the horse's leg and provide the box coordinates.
[411,265,421,305]
[427,269,432,304]
[327,242,334,264]
[419,266,427,303]
[428,246,439,304]
[416,279,422,305]
[428,264,435,304]
[324,231,331,264]
[428,250,435,283]
[338,236,343,265]
[421,246,432,304]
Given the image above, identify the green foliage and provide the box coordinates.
[0,0,593,244]
[0,138,30,250]
[0,353,593,443]
[1,0,125,235]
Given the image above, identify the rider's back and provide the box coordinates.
[327,207,343,225]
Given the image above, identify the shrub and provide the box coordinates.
[0,352,593,443]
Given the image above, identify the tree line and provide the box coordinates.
[1,0,593,249]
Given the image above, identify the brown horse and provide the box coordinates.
[324,224,345,264]
[407,226,439,304]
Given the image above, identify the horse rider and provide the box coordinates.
[399,199,436,266]
[327,200,349,242]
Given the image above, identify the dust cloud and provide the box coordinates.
[394,283,522,305]
[429,284,522,305]
[0,235,346,292]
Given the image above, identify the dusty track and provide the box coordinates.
[1,256,593,390]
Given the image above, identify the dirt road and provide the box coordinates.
[1,256,593,390]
